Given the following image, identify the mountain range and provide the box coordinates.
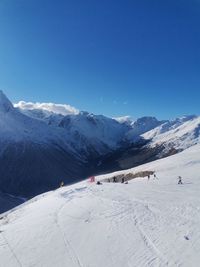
[0,90,199,207]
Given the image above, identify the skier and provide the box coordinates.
[147,175,150,181]
[121,177,125,183]
[153,173,158,180]
[113,176,117,183]
[178,176,183,184]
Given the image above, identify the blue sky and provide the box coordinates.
[0,0,199,119]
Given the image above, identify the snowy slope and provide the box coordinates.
[125,116,166,141]
[57,112,131,152]
[0,91,74,145]
[143,115,200,153]
[0,91,89,197]
[1,144,200,267]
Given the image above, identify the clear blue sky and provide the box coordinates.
[0,0,199,119]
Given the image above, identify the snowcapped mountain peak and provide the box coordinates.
[125,116,166,142]
[114,116,134,125]
[134,116,162,125]
[0,90,14,113]
[174,115,197,123]
[142,115,200,154]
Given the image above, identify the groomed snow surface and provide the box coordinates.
[0,144,200,267]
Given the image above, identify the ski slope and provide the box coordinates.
[0,144,200,267]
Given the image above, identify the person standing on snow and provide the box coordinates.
[113,176,117,183]
[178,176,183,184]
[153,173,158,180]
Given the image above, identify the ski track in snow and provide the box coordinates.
[0,232,23,267]
[88,186,166,266]
[87,185,190,267]
[54,188,87,267]
[1,144,200,266]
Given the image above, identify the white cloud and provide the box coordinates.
[14,101,79,116]
[113,116,133,124]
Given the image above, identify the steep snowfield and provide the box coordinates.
[0,144,200,267]
[0,91,88,197]
[57,112,131,151]
[125,117,166,141]
[0,90,74,146]
[143,115,200,152]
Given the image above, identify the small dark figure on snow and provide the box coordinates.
[147,175,150,181]
[178,176,183,184]
[96,181,102,185]
[113,176,117,183]
[153,173,158,180]
[121,177,125,183]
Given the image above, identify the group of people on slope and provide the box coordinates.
[148,173,158,181]
[59,173,184,189]
[147,173,183,185]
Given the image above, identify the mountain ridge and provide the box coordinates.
[0,91,199,202]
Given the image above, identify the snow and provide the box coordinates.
[0,104,75,154]
[0,144,200,267]
[143,116,200,151]
[58,112,130,150]
[113,116,134,125]
[9,91,200,155]
[125,117,166,142]
[14,100,131,151]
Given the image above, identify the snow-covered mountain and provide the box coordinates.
[125,116,166,142]
[0,91,87,197]
[0,90,200,203]
[0,91,133,199]
[1,143,200,267]
[16,102,132,156]
[16,97,200,157]
[142,115,200,156]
